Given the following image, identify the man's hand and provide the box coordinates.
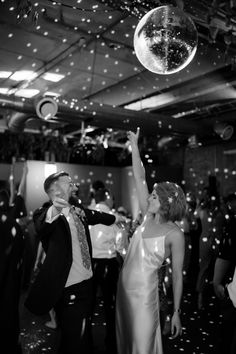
[214,283,226,300]
[115,214,127,229]
[52,191,69,214]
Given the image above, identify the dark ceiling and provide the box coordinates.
[0,0,236,156]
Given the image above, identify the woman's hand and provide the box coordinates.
[127,127,140,146]
[170,312,182,338]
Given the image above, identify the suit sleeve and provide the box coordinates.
[84,208,116,226]
[33,207,57,242]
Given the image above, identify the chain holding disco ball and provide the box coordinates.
[133,5,198,75]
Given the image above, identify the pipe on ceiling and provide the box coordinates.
[6,111,34,132]
[0,93,212,136]
[3,96,59,133]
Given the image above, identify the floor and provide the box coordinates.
[19,284,222,354]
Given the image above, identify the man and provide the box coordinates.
[213,193,236,354]
[25,171,121,354]
[90,188,121,353]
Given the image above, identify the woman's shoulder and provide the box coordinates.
[165,223,184,242]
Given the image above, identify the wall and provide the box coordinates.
[184,141,236,198]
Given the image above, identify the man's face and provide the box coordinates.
[49,175,77,202]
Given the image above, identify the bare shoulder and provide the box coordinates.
[166,224,184,246]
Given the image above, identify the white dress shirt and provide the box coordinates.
[89,203,119,259]
[46,206,92,287]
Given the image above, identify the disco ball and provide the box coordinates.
[133,5,198,75]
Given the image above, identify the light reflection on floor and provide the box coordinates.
[20,288,221,353]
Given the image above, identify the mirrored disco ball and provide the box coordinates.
[133,6,198,75]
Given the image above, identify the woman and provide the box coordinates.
[116,128,186,354]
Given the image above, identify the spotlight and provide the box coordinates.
[35,97,58,120]
[214,122,234,140]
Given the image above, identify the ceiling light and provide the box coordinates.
[125,93,174,111]
[44,91,60,97]
[42,72,65,82]
[10,70,37,81]
[14,89,40,98]
[0,88,9,94]
[0,71,12,78]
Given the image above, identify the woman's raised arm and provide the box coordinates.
[127,128,149,216]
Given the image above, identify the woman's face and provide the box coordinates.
[147,189,161,214]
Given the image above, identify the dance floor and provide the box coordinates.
[19,285,221,354]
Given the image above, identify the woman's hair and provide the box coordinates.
[154,182,187,222]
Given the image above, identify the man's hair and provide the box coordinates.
[154,182,187,222]
[0,189,10,210]
[92,180,105,192]
[43,171,69,193]
[94,188,110,204]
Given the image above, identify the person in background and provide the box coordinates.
[115,206,130,264]
[25,171,124,354]
[0,193,25,354]
[213,193,236,354]
[116,128,186,354]
[9,158,28,221]
[88,180,105,209]
[90,187,121,353]
[196,192,224,310]
[182,192,202,290]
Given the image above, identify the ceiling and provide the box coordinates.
[0,0,236,157]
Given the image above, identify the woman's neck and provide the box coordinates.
[146,212,164,224]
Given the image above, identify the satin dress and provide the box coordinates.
[116,223,166,354]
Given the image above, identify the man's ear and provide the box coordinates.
[47,189,54,201]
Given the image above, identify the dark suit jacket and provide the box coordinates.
[25,203,115,315]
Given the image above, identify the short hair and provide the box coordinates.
[43,171,69,193]
[154,182,186,222]
[92,180,105,192]
[0,189,10,210]
[94,188,110,204]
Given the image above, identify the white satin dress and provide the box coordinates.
[116,223,166,354]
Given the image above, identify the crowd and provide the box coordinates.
[0,129,236,354]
